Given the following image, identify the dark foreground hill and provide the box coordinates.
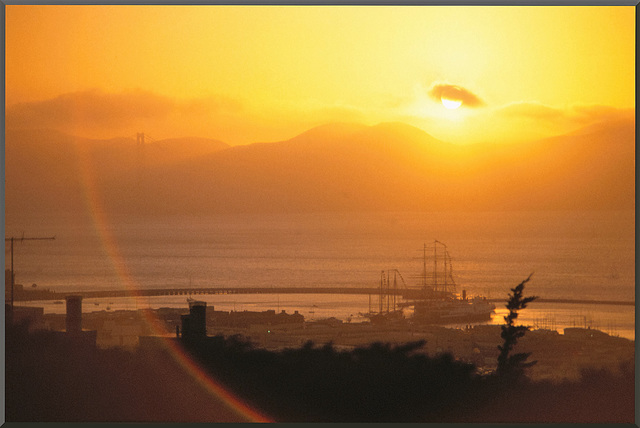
[5,117,635,219]
[6,319,634,423]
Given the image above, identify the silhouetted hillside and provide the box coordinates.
[5,320,251,422]
[5,118,634,218]
[181,335,633,423]
[6,320,634,422]
[5,128,229,218]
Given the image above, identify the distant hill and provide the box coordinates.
[5,128,230,218]
[5,118,635,219]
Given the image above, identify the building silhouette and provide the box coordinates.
[180,300,207,339]
[65,295,83,334]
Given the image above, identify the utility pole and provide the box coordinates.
[5,235,55,320]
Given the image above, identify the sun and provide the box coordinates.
[441,97,462,109]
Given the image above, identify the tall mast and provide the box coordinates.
[386,270,390,313]
[444,249,448,292]
[434,240,437,292]
[393,270,397,311]
[379,270,384,313]
[422,243,427,289]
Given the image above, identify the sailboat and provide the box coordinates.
[363,269,406,324]
[399,241,495,324]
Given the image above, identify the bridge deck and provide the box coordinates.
[13,287,635,306]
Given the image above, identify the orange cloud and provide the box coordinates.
[7,89,174,129]
[497,101,564,121]
[4,89,371,145]
[496,101,633,125]
[427,83,485,108]
[570,105,634,125]
[5,89,247,142]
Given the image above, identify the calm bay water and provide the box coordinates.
[6,210,635,339]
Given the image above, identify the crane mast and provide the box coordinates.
[5,235,55,319]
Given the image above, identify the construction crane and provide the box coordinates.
[5,235,55,318]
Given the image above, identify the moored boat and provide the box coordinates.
[401,241,495,325]
[363,309,405,325]
[410,295,495,324]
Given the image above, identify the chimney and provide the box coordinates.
[65,295,82,334]
[182,300,207,339]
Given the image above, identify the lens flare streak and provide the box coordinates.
[74,142,273,423]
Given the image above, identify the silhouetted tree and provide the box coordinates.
[7,314,634,422]
[496,274,538,379]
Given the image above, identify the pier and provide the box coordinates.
[12,286,635,306]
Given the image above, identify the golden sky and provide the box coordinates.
[5,5,635,145]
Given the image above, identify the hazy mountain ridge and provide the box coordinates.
[5,118,635,218]
[5,128,231,216]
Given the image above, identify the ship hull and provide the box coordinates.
[411,299,495,325]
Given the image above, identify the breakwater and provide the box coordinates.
[13,286,635,306]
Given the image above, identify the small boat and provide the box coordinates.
[364,309,406,325]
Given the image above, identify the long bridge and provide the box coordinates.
[13,286,635,306]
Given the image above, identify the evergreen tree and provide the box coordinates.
[496,274,538,378]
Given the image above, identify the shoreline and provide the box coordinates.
[17,304,635,383]
[14,291,635,341]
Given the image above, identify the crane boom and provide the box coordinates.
[5,235,56,318]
